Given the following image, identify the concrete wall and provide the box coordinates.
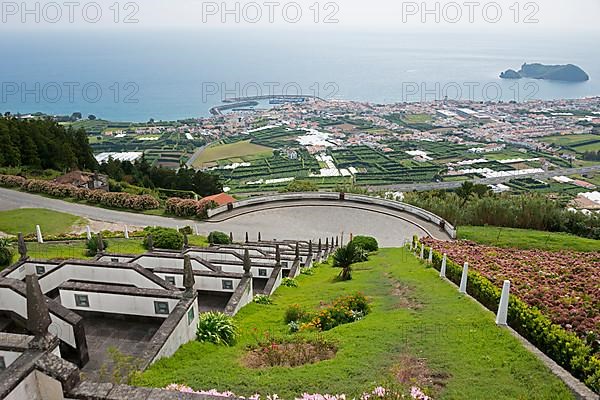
[96,255,135,263]
[58,290,180,318]
[224,277,253,316]
[4,261,59,281]
[4,370,65,400]
[0,287,76,348]
[208,192,457,239]
[38,264,165,294]
[153,272,241,292]
[132,256,213,272]
[151,300,198,363]
[185,250,241,263]
[0,350,21,368]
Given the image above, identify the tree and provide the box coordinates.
[71,112,82,121]
[0,117,95,171]
[88,114,97,120]
[455,181,490,205]
[281,180,318,193]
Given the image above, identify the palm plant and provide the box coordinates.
[332,242,367,281]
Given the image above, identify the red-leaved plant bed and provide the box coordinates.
[422,238,600,339]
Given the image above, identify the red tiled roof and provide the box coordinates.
[201,193,236,206]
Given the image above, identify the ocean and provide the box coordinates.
[1,29,599,121]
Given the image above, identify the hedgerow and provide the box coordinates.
[165,197,217,219]
[0,174,160,211]
[414,237,600,394]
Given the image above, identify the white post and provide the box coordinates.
[459,262,468,293]
[427,247,433,264]
[408,240,413,251]
[124,225,129,239]
[419,243,424,260]
[496,280,511,326]
[36,225,43,244]
[440,253,447,278]
[194,224,200,236]
[86,225,92,241]
[176,225,180,232]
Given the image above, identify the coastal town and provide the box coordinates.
[59,95,600,211]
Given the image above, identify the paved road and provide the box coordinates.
[374,166,600,192]
[0,188,446,247]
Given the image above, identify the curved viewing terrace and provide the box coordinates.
[206,192,455,246]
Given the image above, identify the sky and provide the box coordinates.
[1,0,599,35]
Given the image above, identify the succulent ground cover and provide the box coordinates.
[422,238,600,340]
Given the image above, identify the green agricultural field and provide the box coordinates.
[136,248,573,399]
[573,141,600,152]
[193,141,273,167]
[540,134,600,147]
[458,226,600,252]
[0,209,84,236]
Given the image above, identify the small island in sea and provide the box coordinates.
[500,63,589,82]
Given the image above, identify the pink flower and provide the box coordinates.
[372,387,386,398]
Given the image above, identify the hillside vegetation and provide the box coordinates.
[458,226,600,252]
[0,117,97,170]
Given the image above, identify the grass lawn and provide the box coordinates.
[0,208,84,236]
[135,248,572,399]
[403,113,432,124]
[458,225,600,252]
[193,141,273,168]
[11,236,208,262]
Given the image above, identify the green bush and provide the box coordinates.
[196,312,238,346]
[143,227,184,250]
[404,191,600,240]
[208,231,231,245]
[420,239,600,394]
[351,236,379,252]
[179,226,193,235]
[0,239,13,267]
[284,304,310,324]
[281,277,298,287]
[253,294,273,305]
[86,236,109,256]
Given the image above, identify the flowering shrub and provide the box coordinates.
[284,304,310,324]
[306,293,370,332]
[284,293,370,332]
[164,385,432,399]
[243,333,337,368]
[0,174,160,211]
[165,197,217,219]
[300,267,315,276]
[416,237,600,394]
